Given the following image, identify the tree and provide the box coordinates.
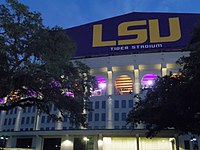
[0,0,96,127]
[127,24,200,137]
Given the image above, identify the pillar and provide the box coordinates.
[55,111,63,130]
[134,67,140,94]
[0,111,6,131]
[98,134,103,150]
[33,136,43,150]
[106,70,113,129]
[14,107,22,131]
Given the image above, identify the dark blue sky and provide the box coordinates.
[3,0,200,29]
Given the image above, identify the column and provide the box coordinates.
[55,111,63,130]
[162,63,167,76]
[0,111,6,131]
[14,107,22,131]
[134,67,140,94]
[97,134,103,150]
[34,109,40,131]
[175,135,180,150]
[33,136,43,150]
[136,134,140,150]
[106,70,113,129]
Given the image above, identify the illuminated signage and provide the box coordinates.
[66,12,200,57]
[93,17,181,47]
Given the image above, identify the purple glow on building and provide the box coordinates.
[141,73,158,87]
[65,91,74,97]
[0,98,4,103]
[96,76,106,89]
[51,80,61,88]
[91,76,107,96]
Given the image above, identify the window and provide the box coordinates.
[95,101,99,109]
[10,109,13,114]
[101,113,106,121]
[102,101,106,109]
[115,75,133,95]
[26,117,30,124]
[23,108,26,113]
[8,118,12,125]
[121,100,126,108]
[114,113,119,121]
[128,100,133,108]
[32,106,36,113]
[89,102,93,110]
[122,126,126,129]
[141,73,158,88]
[114,100,119,108]
[12,118,16,125]
[88,112,92,121]
[28,107,31,113]
[21,117,25,124]
[41,116,45,123]
[47,116,51,123]
[121,113,126,121]
[114,126,119,129]
[53,105,57,111]
[63,117,67,122]
[31,117,35,124]
[14,108,18,114]
[94,113,99,121]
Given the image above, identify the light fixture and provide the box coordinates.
[83,137,90,142]
[190,136,197,142]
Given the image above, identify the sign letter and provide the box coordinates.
[149,17,181,43]
[118,20,147,45]
[93,24,116,47]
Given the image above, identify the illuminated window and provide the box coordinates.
[141,73,158,88]
[115,75,133,95]
[92,76,107,96]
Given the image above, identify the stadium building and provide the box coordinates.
[0,12,200,150]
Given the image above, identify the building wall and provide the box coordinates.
[1,51,195,150]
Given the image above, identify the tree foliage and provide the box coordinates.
[127,24,200,137]
[0,0,96,127]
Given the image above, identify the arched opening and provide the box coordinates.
[115,75,133,95]
[141,73,158,88]
[91,76,107,96]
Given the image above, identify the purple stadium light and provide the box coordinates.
[97,76,106,89]
[142,73,158,87]
[0,98,4,103]
[65,91,74,97]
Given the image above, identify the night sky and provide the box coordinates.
[2,0,200,29]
